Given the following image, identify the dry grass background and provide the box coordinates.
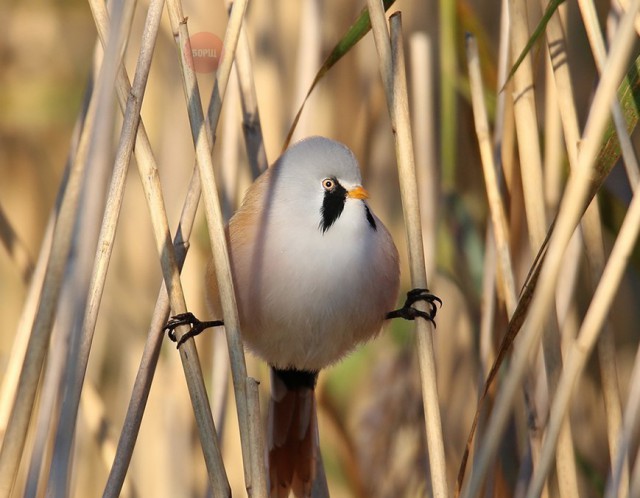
[1,0,640,497]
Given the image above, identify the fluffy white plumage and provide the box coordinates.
[206,136,400,371]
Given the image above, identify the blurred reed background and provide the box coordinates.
[1,0,640,497]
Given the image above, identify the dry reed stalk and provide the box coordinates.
[494,0,510,155]
[214,0,269,436]
[164,0,266,495]
[49,2,168,492]
[526,134,640,498]
[0,1,129,492]
[554,231,582,344]
[233,27,268,175]
[507,11,579,495]
[12,74,93,497]
[543,4,578,164]
[223,0,274,486]
[528,16,635,496]
[613,0,640,35]
[85,0,230,491]
[543,55,563,215]
[23,322,63,498]
[409,49,445,492]
[476,241,500,497]
[506,24,562,487]
[105,0,268,492]
[508,1,580,495]
[20,272,63,497]
[584,201,628,495]
[209,57,261,433]
[225,20,269,176]
[366,3,448,496]
[546,2,622,494]
[461,1,640,495]
[466,33,530,484]
[29,310,119,497]
[439,0,456,190]
[0,46,92,379]
[57,0,200,491]
[577,0,640,188]
[48,0,138,491]
[83,0,234,491]
[543,4,627,494]
[606,344,640,497]
[1,57,88,464]
[501,88,517,198]
[477,0,510,380]
[389,15,448,496]
[102,152,204,497]
[246,378,268,497]
[32,116,115,496]
[0,201,55,437]
[290,0,321,143]
[542,43,579,369]
[409,33,438,280]
[466,34,517,316]
[104,254,187,498]
[210,71,239,433]
[366,0,391,101]
[226,7,268,176]
[466,49,523,486]
[579,8,640,488]
[508,0,548,247]
[478,231,497,376]
[208,0,261,174]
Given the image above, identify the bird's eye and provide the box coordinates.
[322,178,335,191]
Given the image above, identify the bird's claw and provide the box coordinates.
[164,312,224,348]
[386,288,442,326]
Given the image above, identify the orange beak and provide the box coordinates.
[347,186,369,200]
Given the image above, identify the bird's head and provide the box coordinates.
[269,136,376,234]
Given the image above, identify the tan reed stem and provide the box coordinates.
[543,4,627,494]
[466,34,516,316]
[462,1,640,495]
[0,0,129,491]
[163,0,266,494]
[508,1,580,495]
[105,0,268,493]
[366,3,448,496]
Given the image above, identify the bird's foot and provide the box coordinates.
[164,312,224,348]
[386,288,442,326]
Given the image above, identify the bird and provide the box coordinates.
[165,136,440,497]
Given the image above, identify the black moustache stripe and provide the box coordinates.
[320,181,347,233]
[364,204,377,231]
[319,180,378,233]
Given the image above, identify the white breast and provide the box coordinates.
[229,196,399,371]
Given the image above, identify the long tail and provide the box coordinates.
[268,367,319,498]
